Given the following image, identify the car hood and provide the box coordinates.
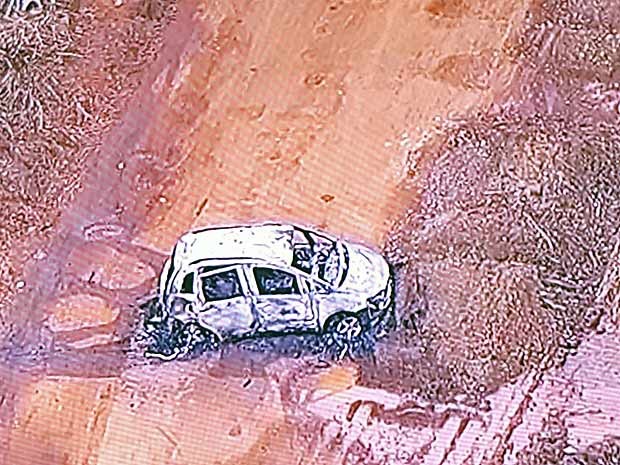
[339,243,390,297]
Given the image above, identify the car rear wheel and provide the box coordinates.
[176,322,221,359]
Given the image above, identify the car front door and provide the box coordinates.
[308,278,367,330]
[248,266,314,333]
[193,267,255,339]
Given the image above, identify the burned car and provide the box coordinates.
[144,223,395,359]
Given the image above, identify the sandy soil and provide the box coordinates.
[2,0,620,464]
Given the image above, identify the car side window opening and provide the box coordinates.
[200,269,243,302]
[299,276,312,293]
[253,267,300,295]
[180,272,194,293]
[292,246,313,273]
[291,227,341,286]
[292,228,313,273]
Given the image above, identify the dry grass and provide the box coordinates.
[361,0,620,403]
[516,410,620,465]
[0,3,82,137]
[361,110,620,403]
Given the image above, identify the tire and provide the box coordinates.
[176,322,221,359]
[325,312,365,343]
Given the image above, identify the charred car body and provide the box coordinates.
[145,223,395,359]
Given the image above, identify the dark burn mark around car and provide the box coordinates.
[139,293,375,364]
[140,224,395,362]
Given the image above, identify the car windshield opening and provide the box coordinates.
[292,228,341,286]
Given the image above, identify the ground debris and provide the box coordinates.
[516,409,620,465]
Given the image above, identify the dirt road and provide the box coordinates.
[2,0,620,464]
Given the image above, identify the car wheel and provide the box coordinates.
[325,312,364,343]
[176,322,221,359]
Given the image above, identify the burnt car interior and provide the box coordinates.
[253,267,301,295]
[200,269,243,302]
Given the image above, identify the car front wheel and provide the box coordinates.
[325,312,364,343]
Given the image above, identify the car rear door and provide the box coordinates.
[193,266,255,339]
[246,265,314,333]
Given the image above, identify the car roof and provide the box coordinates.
[171,223,296,269]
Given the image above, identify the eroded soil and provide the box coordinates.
[1,0,620,464]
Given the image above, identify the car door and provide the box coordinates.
[248,265,314,333]
[308,278,367,329]
[193,266,255,339]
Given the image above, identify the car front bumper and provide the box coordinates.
[363,302,395,337]
[365,274,396,337]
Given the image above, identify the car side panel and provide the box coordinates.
[241,264,317,333]
[193,297,256,339]
[313,292,367,329]
[252,295,315,333]
[168,265,257,340]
